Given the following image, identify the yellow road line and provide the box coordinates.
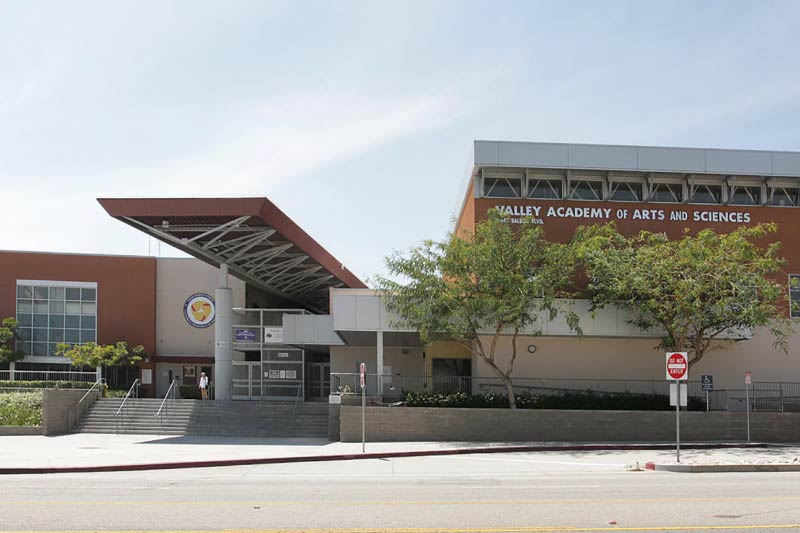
[4,526,800,533]
[2,495,800,507]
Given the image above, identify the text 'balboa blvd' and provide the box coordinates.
[494,204,753,225]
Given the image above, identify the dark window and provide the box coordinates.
[65,288,81,301]
[790,275,800,318]
[569,180,602,200]
[33,287,48,299]
[690,184,722,204]
[771,188,800,207]
[730,186,761,206]
[81,288,96,302]
[17,286,32,299]
[609,182,643,201]
[483,177,522,198]
[650,183,684,203]
[527,179,562,199]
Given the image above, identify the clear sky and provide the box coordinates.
[2,1,799,283]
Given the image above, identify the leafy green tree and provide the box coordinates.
[572,222,792,369]
[376,210,578,408]
[55,341,146,369]
[0,318,25,364]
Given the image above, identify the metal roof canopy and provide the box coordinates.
[98,198,366,313]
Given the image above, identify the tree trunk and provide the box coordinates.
[502,374,517,409]
[478,353,517,409]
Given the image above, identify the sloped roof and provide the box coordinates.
[98,197,366,313]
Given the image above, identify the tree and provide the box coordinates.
[376,210,578,408]
[55,341,146,369]
[572,222,792,369]
[0,317,25,364]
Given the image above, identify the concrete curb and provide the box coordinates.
[0,442,772,475]
[645,461,800,473]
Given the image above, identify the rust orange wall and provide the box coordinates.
[454,188,476,237]
[0,252,157,355]
[472,198,800,274]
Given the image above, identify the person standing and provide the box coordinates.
[199,371,209,400]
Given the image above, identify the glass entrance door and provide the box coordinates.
[307,362,330,401]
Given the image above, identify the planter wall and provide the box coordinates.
[338,405,800,443]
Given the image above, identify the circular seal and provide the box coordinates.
[183,293,216,328]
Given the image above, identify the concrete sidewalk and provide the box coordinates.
[0,433,797,474]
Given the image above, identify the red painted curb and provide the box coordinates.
[645,461,656,470]
[0,442,770,475]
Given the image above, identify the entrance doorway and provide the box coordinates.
[307,362,330,401]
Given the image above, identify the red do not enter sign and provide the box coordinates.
[665,352,689,381]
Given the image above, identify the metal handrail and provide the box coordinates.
[66,377,106,432]
[114,378,140,434]
[291,381,303,420]
[154,378,178,428]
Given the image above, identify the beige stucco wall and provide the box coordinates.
[330,345,424,377]
[155,258,246,357]
[330,325,800,392]
[474,327,800,390]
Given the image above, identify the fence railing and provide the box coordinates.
[330,373,800,412]
[0,370,100,383]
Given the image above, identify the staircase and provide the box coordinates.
[74,398,194,435]
[73,398,329,437]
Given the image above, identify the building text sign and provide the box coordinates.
[494,204,753,226]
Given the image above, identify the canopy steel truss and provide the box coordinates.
[122,215,345,313]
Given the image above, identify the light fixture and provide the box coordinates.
[527,344,537,354]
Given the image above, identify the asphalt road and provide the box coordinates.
[1,451,799,532]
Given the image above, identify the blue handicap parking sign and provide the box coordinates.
[701,375,713,391]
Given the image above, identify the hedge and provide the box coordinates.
[179,385,216,399]
[0,391,43,426]
[403,390,704,411]
[0,380,96,390]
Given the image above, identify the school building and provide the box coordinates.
[2,141,800,408]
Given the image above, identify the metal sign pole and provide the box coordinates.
[706,390,709,412]
[360,362,366,454]
[361,380,366,453]
[675,380,681,463]
[745,382,751,443]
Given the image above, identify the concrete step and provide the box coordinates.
[73,398,329,437]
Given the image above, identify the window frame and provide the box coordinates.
[482,174,523,198]
[15,280,98,358]
[608,178,645,202]
[790,275,800,319]
[567,175,604,201]
[769,183,800,208]
[648,181,685,203]
[688,182,724,205]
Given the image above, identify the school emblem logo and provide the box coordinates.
[183,293,215,328]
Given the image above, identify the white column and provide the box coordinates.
[8,361,15,381]
[214,264,233,401]
[376,330,384,396]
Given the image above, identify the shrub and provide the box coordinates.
[179,385,202,399]
[0,391,43,426]
[0,380,96,390]
[403,389,704,411]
